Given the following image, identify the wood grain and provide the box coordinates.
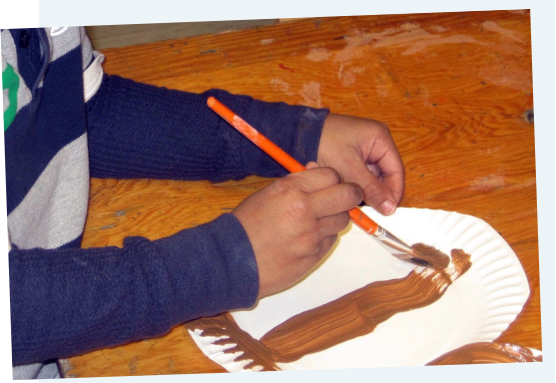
[63,10,539,377]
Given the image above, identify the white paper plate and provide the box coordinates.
[188,207,531,371]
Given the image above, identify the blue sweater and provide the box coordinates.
[2,27,327,368]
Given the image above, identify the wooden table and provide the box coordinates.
[60,10,539,377]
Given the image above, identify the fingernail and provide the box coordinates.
[379,200,396,215]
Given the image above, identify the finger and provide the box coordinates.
[362,162,404,213]
[305,161,319,169]
[368,157,404,206]
[309,182,363,218]
[366,163,382,180]
[286,166,342,194]
[355,166,398,215]
[345,137,403,214]
[381,166,405,205]
[365,134,405,206]
[314,234,338,261]
[317,213,350,237]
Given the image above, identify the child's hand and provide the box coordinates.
[317,114,405,216]
[232,164,363,299]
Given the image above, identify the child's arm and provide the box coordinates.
[85,74,328,183]
[85,74,403,215]
[9,214,258,366]
[10,165,363,366]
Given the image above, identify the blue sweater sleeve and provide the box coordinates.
[85,75,328,181]
[10,214,258,366]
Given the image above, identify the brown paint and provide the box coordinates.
[427,342,542,364]
[188,249,479,370]
[411,243,451,269]
[187,313,279,371]
[259,249,470,362]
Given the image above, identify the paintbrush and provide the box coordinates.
[207,96,449,269]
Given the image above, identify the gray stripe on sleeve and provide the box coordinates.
[8,134,90,250]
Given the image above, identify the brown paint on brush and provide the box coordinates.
[187,249,473,370]
[427,342,542,364]
[411,243,451,269]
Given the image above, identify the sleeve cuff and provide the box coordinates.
[238,98,329,177]
[153,213,259,320]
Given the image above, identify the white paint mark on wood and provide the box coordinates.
[306,47,333,62]
[299,82,322,108]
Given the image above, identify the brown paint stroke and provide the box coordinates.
[259,249,470,363]
[427,342,542,364]
[187,313,279,371]
[411,243,451,269]
[187,250,471,370]
[186,249,531,370]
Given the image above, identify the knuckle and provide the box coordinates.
[320,167,341,185]
[328,213,350,234]
[370,120,392,138]
[273,177,293,194]
[306,230,321,248]
[375,120,390,132]
[307,224,321,242]
[338,212,350,229]
[344,183,364,205]
[362,181,384,198]
[317,235,337,258]
[327,234,339,248]
[284,195,312,221]
[298,232,320,256]
[292,199,311,215]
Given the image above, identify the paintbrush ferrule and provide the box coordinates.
[372,226,413,254]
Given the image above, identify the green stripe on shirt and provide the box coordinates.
[2,62,19,131]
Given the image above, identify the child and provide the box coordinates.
[2,27,404,379]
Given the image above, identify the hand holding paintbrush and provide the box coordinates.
[208,97,449,279]
[208,96,365,298]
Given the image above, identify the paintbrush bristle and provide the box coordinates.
[410,243,451,269]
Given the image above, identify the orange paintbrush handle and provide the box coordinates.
[207,96,379,235]
[347,209,379,235]
[207,97,305,173]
